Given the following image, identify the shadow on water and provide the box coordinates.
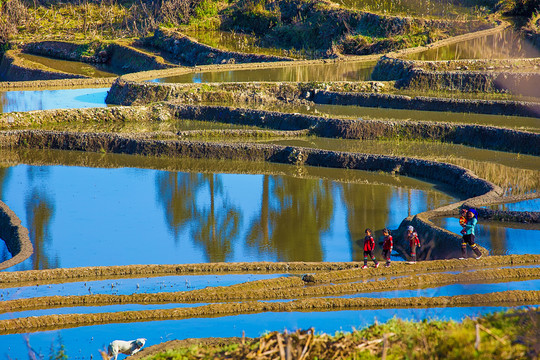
[406,28,540,60]
[1,149,456,270]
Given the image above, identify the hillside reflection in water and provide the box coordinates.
[0,150,456,270]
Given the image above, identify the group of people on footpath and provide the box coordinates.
[362,226,420,269]
[361,207,481,268]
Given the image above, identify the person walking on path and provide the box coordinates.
[382,228,393,267]
[405,226,420,264]
[459,209,483,259]
[362,228,379,269]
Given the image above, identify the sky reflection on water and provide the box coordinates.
[0,88,109,113]
[0,158,455,270]
[0,306,531,359]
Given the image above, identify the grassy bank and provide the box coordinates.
[137,308,539,359]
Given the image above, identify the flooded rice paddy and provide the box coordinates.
[432,217,540,256]
[1,26,539,360]
[0,306,533,359]
[0,155,456,271]
[406,28,540,60]
[17,53,121,78]
[269,103,540,133]
[153,61,376,83]
[0,274,289,298]
[0,88,109,113]
[335,0,488,18]
[485,198,540,212]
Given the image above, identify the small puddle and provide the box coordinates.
[152,61,376,83]
[0,88,110,113]
[0,306,533,359]
[431,217,540,255]
[405,28,540,60]
[18,53,121,78]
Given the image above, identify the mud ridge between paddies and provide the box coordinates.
[0,290,538,334]
[2,266,539,312]
[1,254,538,286]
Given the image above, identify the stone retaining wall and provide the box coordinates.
[372,55,540,97]
[146,28,293,66]
[0,130,499,201]
[106,77,540,118]
[167,104,540,156]
[0,51,88,81]
[23,41,175,73]
[0,201,33,270]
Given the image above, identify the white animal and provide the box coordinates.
[107,338,146,360]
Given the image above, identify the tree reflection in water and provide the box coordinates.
[246,175,333,262]
[25,167,57,270]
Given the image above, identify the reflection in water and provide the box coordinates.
[407,29,540,60]
[153,61,376,83]
[192,174,241,262]
[2,155,456,270]
[486,198,540,212]
[0,306,527,358]
[24,167,57,270]
[432,217,540,256]
[336,0,487,18]
[0,88,109,113]
[18,53,119,78]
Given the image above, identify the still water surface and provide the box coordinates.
[0,153,455,270]
[18,53,120,78]
[406,28,540,60]
[0,306,530,359]
[153,61,376,83]
[0,88,109,113]
[2,279,536,321]
[432,217,540,255]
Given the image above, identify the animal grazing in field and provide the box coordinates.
[107,338,146,360]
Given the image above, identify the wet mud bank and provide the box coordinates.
[4,104,539,156]
[144,28,293,65]
[107,77,540,118]
[3,267,538,312]
[3,253,536,286]
[0,201,32,271]
[23,40,176,73]
[167,104,540,155]
[0,290,537,334]
[0,129,500,199]
[373,56,540,97]
[0,50,88,81]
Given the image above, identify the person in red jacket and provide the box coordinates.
[362,228,379,269]
[405,225,421,264]
[382,228,393,267]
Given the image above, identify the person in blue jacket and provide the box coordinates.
[459,209,483,259]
